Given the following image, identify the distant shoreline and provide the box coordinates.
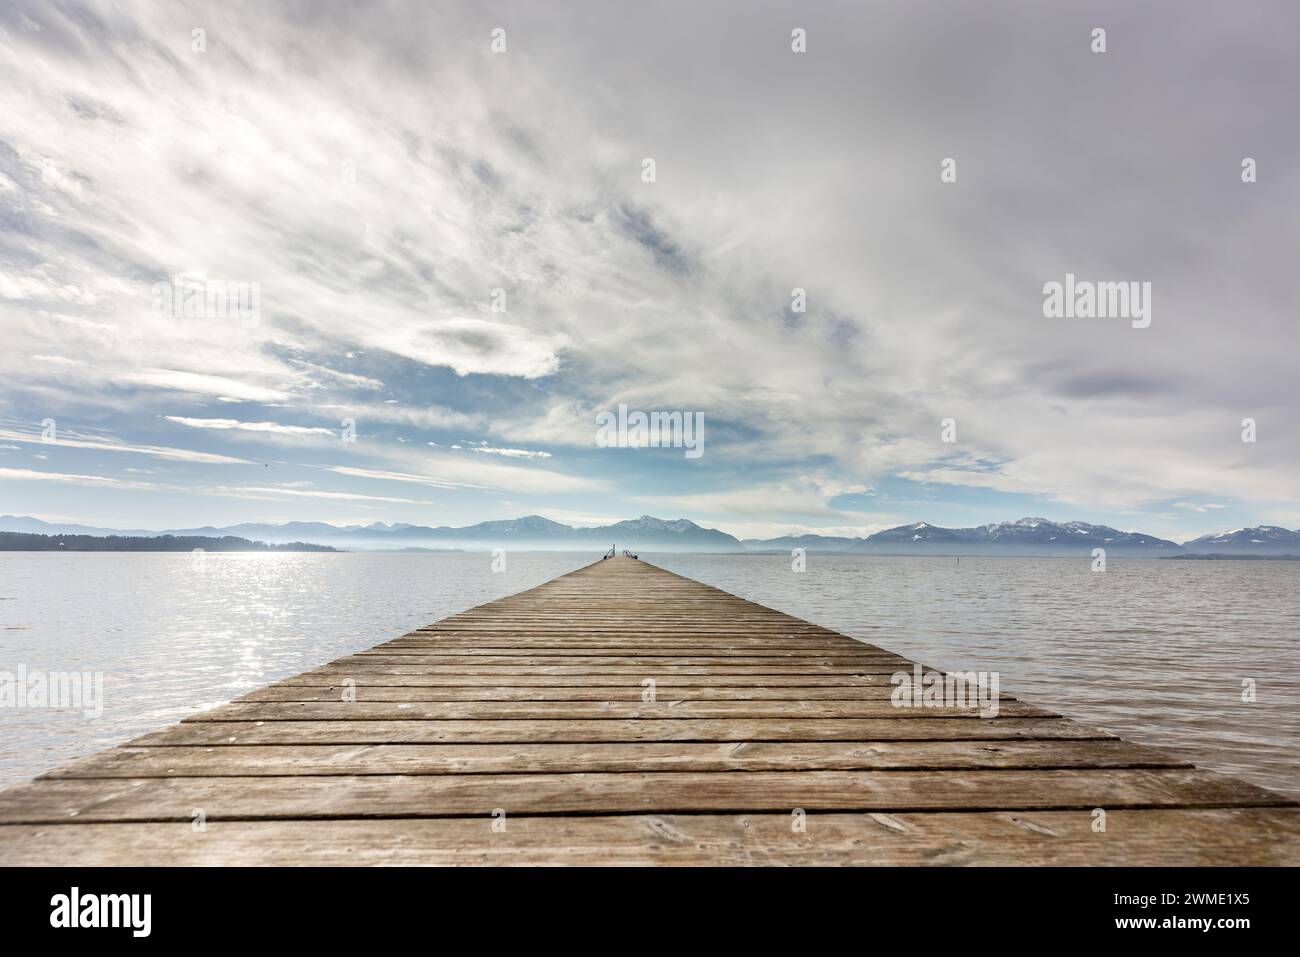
[0,532,336,552]
[1162,552,1300,561]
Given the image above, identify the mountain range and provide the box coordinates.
[2,514,1298,556]
[746,518,1190,556]
[0,514,738,552]
[1181,526,1300,556]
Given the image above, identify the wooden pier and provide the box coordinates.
[1,556,1296,865]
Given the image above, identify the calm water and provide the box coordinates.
[0,552,1297,796]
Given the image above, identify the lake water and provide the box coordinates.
[1,552,1296,797]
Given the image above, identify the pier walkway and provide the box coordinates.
[1,556,1296,864]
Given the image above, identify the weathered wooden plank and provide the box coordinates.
[271,674,914,688]
[129,717,1109,746]
[361,648,900,659]
[415,621,845,627]
[187,700,1049,721]
[375,641,886,654]
[335,655,913,667]
[238,685,1017,702]
[0,768,1288,824]
[301,664,927,675]
[39,740,1190,779]
[409,633,859,641]
[6,808,1299,865]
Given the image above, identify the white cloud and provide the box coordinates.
[207,485,434,505]
[326,466,486,492]
[0,467,154,489]
[331,449,603,494]
[164,417,335,436]
[333,403,483,433]
[124,370,288,403]
[371,318,561,380]
[287,360,386,392]
[0,428,250,465]
[461,445,552,459]
[638,477,879,522]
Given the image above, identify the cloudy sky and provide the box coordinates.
[1,0,1297,542]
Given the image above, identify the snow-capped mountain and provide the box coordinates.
[865,521,980,545]
[5,513,1296,556]
[1184,526,1300,556]
[746,518,1184,556]
[973,518,1181,552]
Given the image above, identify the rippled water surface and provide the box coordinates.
[1,552,1297,796]
[0,552,588,787]
[652,553,1300,797]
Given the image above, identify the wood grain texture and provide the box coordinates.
[123,717,1111,746]
[37,740,1190,779]
[0,768,1289,824]
[186,700,1051,721]
[5,809,1297,865]
[237,685,1010,701]
[0,555,1295,865]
